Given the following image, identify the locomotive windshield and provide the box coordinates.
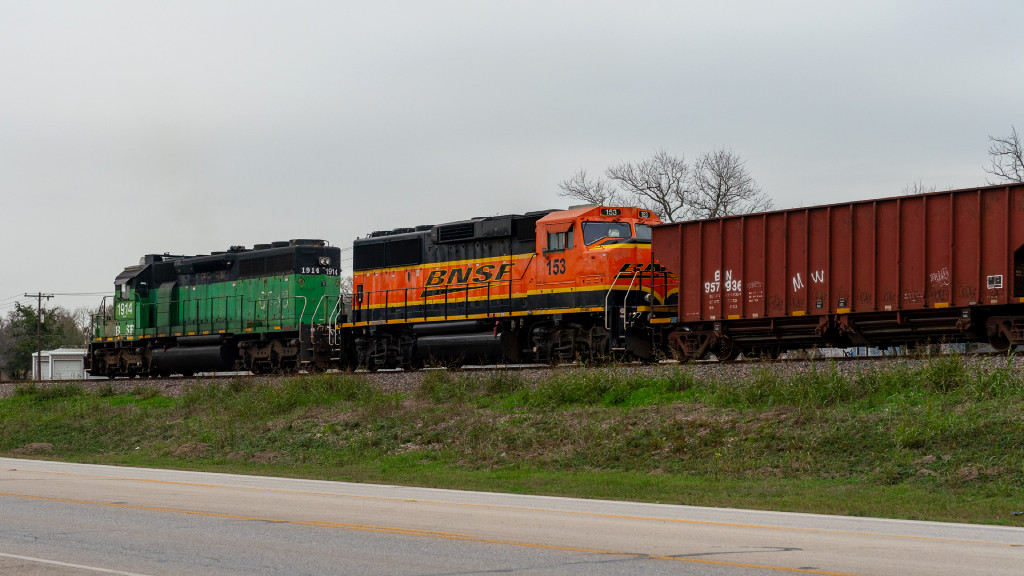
[583,221,632,245]
[635,223,652,240]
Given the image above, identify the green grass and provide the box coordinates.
[3,356,1023,526]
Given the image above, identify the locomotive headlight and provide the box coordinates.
[319,256,331,266]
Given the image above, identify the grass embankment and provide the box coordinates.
[2,356,1023,525]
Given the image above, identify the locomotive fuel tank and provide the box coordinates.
[150,345,237,376]
[412,320,507,365]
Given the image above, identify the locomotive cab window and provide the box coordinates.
[635,223,652,240]
[583,221,632,245]
[546,226,574,253]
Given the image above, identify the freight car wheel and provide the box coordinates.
[714,337,741,362]
[986,318,1013,352]
[668,347,691,363]
[744,345,781,360]
[988,333,1011,353]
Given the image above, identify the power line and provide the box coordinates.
[0,301,27,313]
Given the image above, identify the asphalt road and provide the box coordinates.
[1,458,1021,575]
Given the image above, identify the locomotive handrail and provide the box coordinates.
[622,269,641,329]
[604,268,627,330]
[94,291,325,340]
[296,296,308,328]
[91,296,112,339]
[341,293,354,324]
[308,294,342,346]
[316,294,344,347]
[327,295,339,325]
[311,295,334,329]
[329,294,347,325]
[603,268,642,331]
[355,276,533,324]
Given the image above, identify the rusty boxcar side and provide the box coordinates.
[651,184,1024,359]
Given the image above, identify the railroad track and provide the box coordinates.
[2,349,1018,399]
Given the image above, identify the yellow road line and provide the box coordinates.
[0,490,862,576]
[5,467,1019,548]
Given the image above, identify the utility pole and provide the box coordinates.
[24,293,53,380]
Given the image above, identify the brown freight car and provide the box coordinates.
[650,184,1024,360]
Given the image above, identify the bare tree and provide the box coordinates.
[902,180,937,195]
[558,149,766,222]
[557,169,623,205]
[688,148,772,219]
[606,150,691,221]
[985,126,1024,184]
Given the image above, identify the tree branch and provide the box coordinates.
[985,126,1024,184]
[557,169,623,205]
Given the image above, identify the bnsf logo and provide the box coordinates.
[425,263,515,286]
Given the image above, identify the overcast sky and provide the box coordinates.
[2,0,1022,317]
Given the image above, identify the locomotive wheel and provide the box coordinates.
[344,355,358,373]
[402,356,423,371]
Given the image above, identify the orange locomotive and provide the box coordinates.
[338,205,676,369]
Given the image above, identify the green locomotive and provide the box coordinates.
[87,239,342,377]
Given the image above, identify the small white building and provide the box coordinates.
[31,348,88,380]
